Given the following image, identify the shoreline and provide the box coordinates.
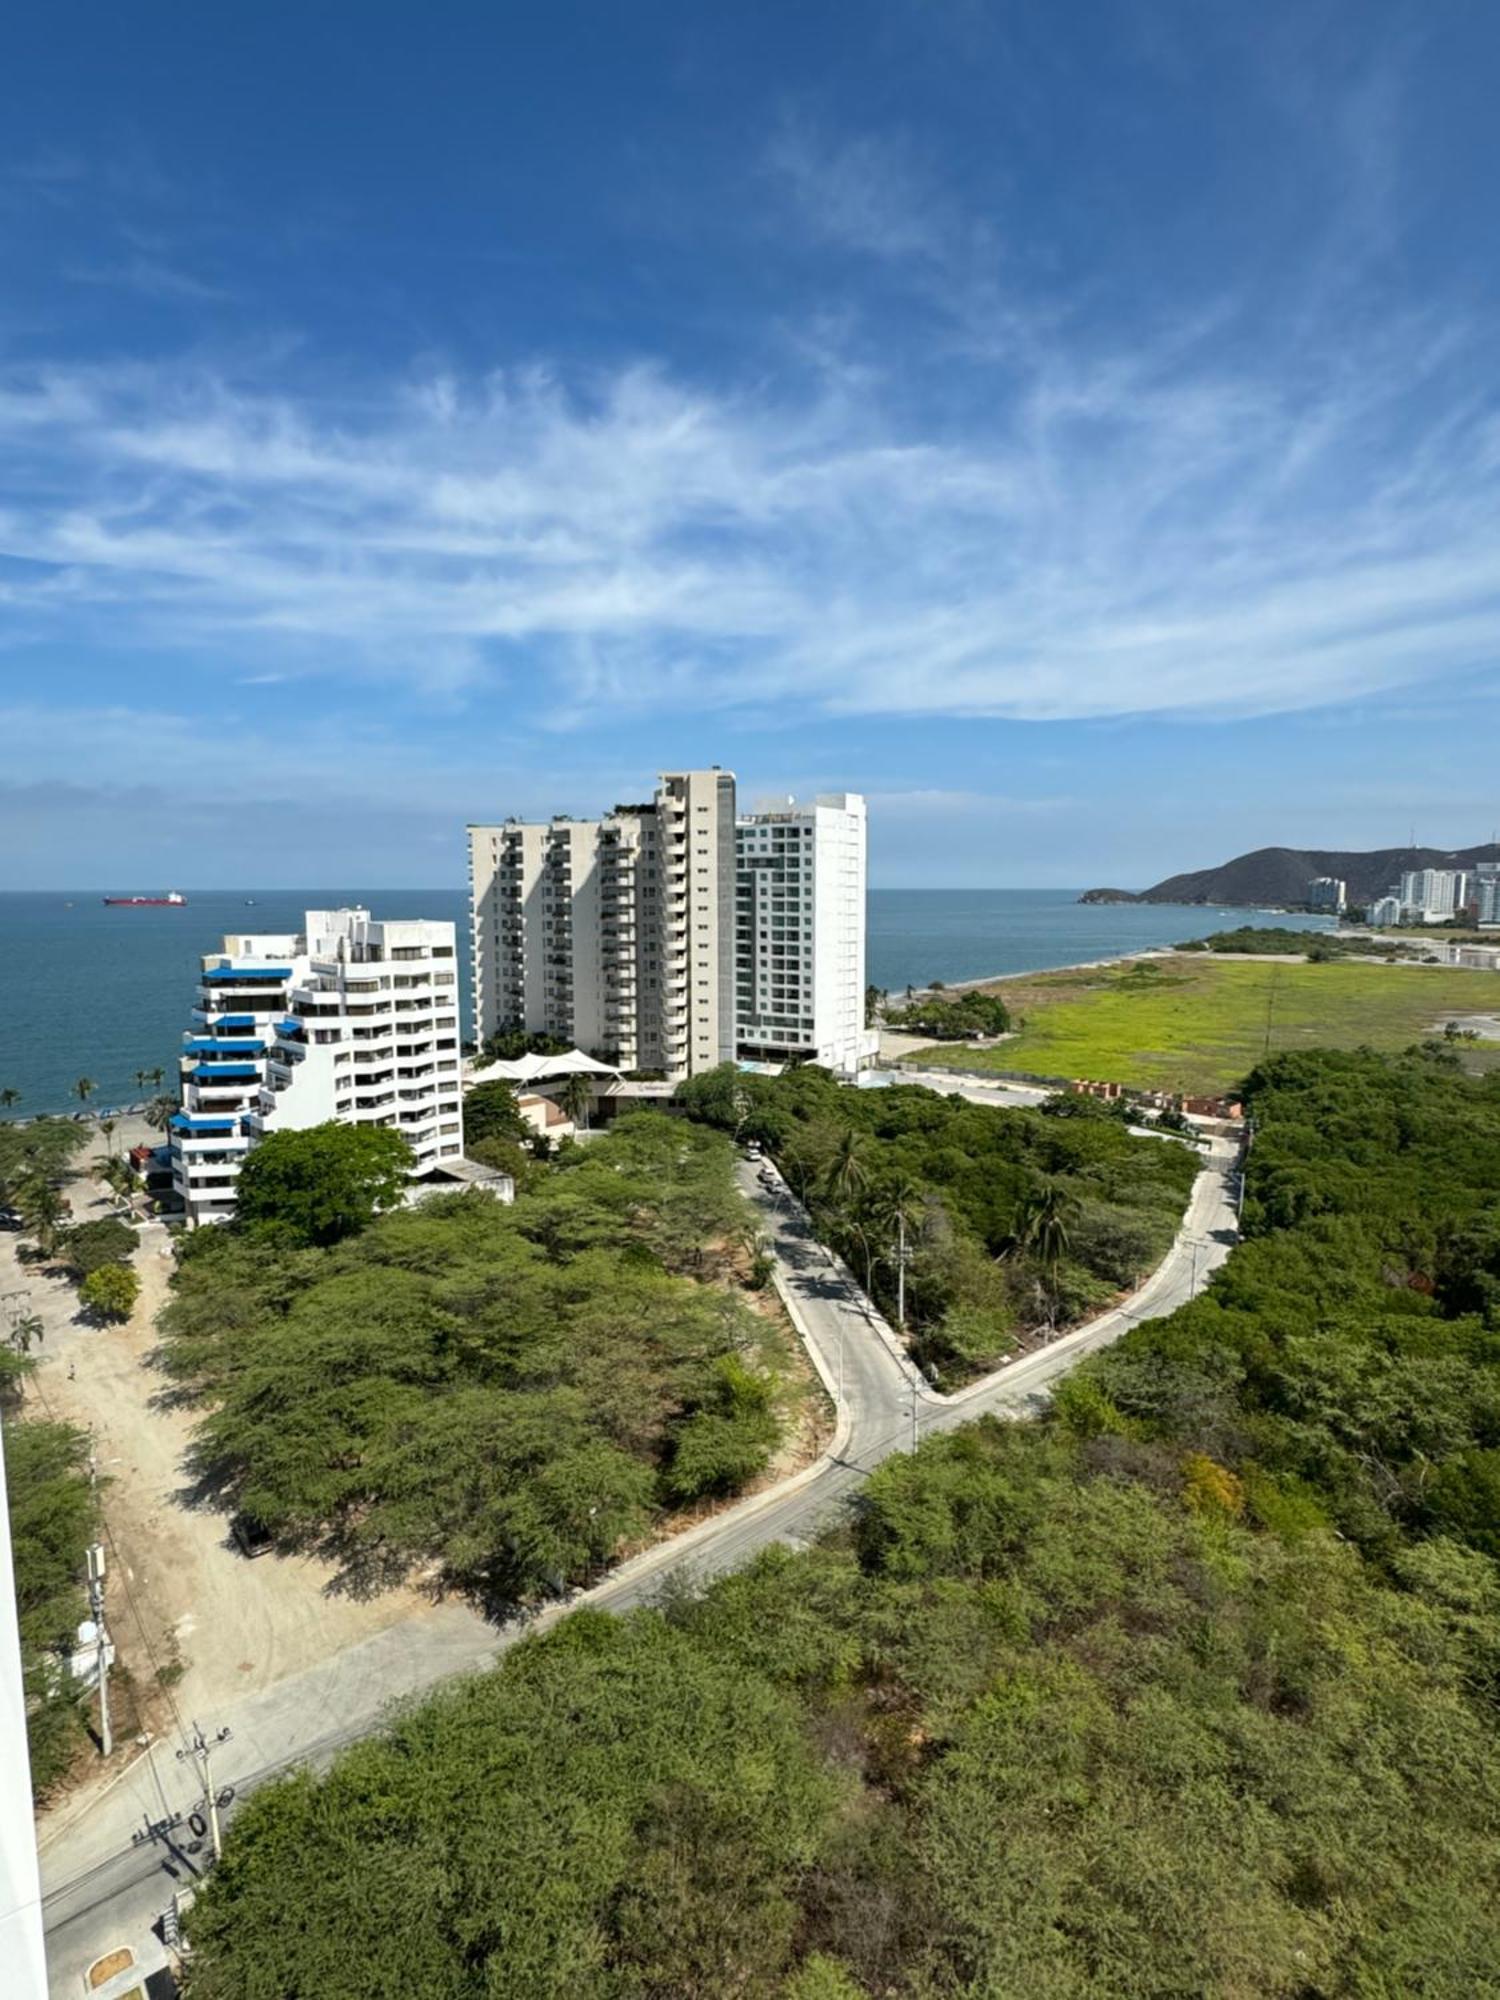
[901,945,1176,1003]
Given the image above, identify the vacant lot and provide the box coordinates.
[919,954,1500,1094]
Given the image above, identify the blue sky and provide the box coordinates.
[1,0,1497,889]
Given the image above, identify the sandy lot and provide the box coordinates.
[8,1134,433,1818]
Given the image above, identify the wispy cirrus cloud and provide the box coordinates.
[2,291,1495,730]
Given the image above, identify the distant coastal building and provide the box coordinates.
[1368,893,1404,926]
[736,794,877,1074]
[170,908,464,1225]
[1396,868,1468,923]
[469,769,739,1080]
[1474,863,1500,928]
[1306,876,1346,913]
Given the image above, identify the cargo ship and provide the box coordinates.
[102,891,188,906]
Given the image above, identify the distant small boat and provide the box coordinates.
[103,891,187,907]
[244,898,258,906]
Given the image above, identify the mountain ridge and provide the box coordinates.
[1081,842,1500,907]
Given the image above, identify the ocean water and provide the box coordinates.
[0,888,1332,1117]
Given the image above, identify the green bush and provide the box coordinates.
[78,1262,139,1321]
[61,1216,136,1277]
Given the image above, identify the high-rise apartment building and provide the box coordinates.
[735,793,876,1074]
[1398,869,1467,922]
[1475,863,1500,928]
[1306,876,1346,912]
[469,769,737,1077]
[170,908,463,1224]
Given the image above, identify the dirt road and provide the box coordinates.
[6,1141,435,1839]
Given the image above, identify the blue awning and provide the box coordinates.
[182,1038,266,1056]
[205,965,292,981]
[192,1064,258,1080]
[213,1013,258,1027]
[170,1114,237,1134]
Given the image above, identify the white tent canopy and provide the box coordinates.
[477,1050,621,1085]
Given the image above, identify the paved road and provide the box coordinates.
[39,1139,1240,1994]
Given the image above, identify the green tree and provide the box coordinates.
[0,1086,19,1112]
[4,1417,97,1795]
[17,1178,69,1257]
[234,1122,413,1246]
[62,1217,137,1277]
[143,1093,177,1132]
[72,1077,96,1111]
[80,1263,140,1321]
[461,1079,529,1146]
[559,1071,595,1133]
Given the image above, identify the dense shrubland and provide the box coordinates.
[677,1063,1198,1382]
[181,1046,1500,1997]
[155,1112,799,1602]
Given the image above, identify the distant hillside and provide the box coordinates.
[1081,843,1500,908]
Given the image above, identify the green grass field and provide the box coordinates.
[919,954,1500,1095]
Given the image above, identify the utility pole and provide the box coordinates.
[84,1542,111,1758]
[895,1208,908,1333]
[177,1722,233,1860]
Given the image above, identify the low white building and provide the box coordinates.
[170,908,464,1225]
[735,793,878,1075]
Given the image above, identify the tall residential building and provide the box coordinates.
[1306,876,1346,912]
[735,793,877,1074]
[1475,863,1500,928]
[170,908,463,1224]
[1398,868,1467,922]
[469,769,738,1077]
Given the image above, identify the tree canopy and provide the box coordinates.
[233,1121,413,1247]
[155,1112,796,1602]
[677,1064,1197,1382]
[4,1417,97,1798]
[882,989,1011,1039]
[179,1047,1500,1997]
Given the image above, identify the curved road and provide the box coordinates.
[38,1136,1240,1993]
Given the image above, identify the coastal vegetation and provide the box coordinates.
[676,1064,1196,1382]
[920,953,1500,1094]
[180,1047,1500,1999]
[4,1416,98,1797]
[881,988,1011,1039]
[154,1112,809,1602]
[233,1122,413,1247]
[1176,925,1403,959]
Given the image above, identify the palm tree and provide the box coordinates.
[824,1129,870,1208]
[134,1069,150,1095]
[18,1178,68,1257]
[148,1067,165,1090]
[7,1312,45,1356]
[0,1087,18,1113]
[1002,1181,1076,1329]
[72,1077,97,1112]
[144,1095,177,1132]
[879,1174,926,1331]
[98,1115,118,1158]
[558,1071,594,1134]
